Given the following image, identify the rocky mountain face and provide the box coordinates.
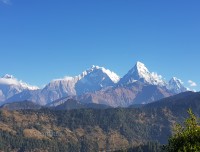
[0,74,39,103]
[1,62,189,106]
[4,66,120,105]
[167,77,188,94]
[77,62,187,107]
[78,82,173,107]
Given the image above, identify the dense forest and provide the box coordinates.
[0,92,200,151]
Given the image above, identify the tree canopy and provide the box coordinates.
[164,109,200,152]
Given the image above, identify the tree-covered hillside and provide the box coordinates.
[0,92,200,152]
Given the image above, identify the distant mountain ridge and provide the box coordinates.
[53,99,111,110]
[5,65,120,105]
[0,100,41,110]
[0,61,189,106]
[0,99,111,111]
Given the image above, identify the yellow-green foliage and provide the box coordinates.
[164,109,200,152]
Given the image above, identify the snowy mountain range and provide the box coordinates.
[0,74,38,102]
[0,61,189,107]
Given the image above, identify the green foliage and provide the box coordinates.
[0,130,78,152]
[1,94,200,152]
[115,141,161,152]
[163,109,200,152]
[0,108,167,151]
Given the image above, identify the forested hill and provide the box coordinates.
[0,91,200,152]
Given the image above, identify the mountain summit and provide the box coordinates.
[75,65,120,95]
[119,61,166,86]
[0,74,39,102]
[167,77,188,94]
[0,74,39,91]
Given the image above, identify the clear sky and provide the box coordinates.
[0,0,199,90]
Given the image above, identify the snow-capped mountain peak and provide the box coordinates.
[120,61,166,86]
[133,61,151,79]
[0,74,39,102]
[135,61,150,74]
[91,65,100,69]
[0,74,39,90]
[95,66,120,83]
[75,65,120,95]
[167,77,187,94]
[79,65,120,83]
[169,77,184,87]
[124,61,151,82]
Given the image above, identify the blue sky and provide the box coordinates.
[0,0,199,90]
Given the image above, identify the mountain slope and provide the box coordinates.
[145,91,200,109]
[6,66,120,105]
[0,75,39,103]
[0,91,200,151]
[79,82,173,107]
[167,77,188,94]
[78,62,184,107]
[40,65,119,104]
[0,100,41,110]
[53,99,111,110]
[75,65,120,95]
